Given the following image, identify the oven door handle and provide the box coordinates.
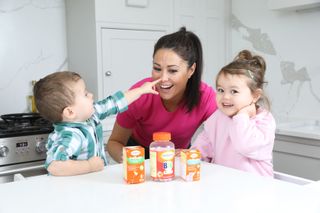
[0,164,45,176]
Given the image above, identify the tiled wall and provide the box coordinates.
[231,0,320,122]
[0,0,67,114]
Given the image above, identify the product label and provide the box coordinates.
[181,149,201,181]
[150,149,175,180]
[123,146,145,184]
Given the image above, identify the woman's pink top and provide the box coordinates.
[117,78,217,148]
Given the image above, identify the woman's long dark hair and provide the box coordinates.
[153,27,203,112]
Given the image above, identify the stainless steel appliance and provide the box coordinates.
[0,113,53,183]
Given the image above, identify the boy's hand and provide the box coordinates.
[124,79,161,105]
[88,156,104,172]
[139,78,161,95]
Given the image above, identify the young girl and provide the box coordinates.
[192,50,276,177]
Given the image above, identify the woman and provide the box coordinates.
[107,27,217,162]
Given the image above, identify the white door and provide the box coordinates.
[101,28,166,97]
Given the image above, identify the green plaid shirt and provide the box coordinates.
[45,91,127,168]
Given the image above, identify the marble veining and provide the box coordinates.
[0,0,64,13]
[231,14,276,55]
[0,0,67,114]
[231,12,320,121]
[0,51,50,90]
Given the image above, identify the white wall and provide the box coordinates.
[231,0,320,122]
[0,0,67,114]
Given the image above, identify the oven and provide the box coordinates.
[0,113,53,183]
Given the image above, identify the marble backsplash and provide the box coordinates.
[0,0,67,114]
[231,0,320,122]
[1,0,319,123]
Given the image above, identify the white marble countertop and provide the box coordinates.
[0,160,319,213]
[276,120,320,140]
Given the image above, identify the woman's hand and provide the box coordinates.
[175,149,182,157]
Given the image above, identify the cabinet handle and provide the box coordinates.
[105,71,112,76]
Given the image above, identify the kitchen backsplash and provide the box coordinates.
[1,0,319,122]
[0,0,67,114]
[231,0,320,122]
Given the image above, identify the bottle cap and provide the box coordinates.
[153,132,171,141]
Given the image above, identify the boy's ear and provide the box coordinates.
[62,106,75,120]
[253,89,262,103]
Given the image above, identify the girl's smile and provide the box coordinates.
[216,73,254,117]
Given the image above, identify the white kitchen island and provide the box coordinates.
[0,160,319,213]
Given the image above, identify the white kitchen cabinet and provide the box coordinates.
[101,28,165,96]
[173,0,230,86]
[66,0,172,101]
[273,134,320,181]
[66,0,171,132]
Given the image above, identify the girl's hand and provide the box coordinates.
[237,102,256,118]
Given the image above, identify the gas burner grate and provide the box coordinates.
[0,113,53,138]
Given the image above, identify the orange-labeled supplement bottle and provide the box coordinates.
[150,132,175,181]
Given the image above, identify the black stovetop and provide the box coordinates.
[0,113,53,138]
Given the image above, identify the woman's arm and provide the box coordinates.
[47,156,104,176]
[106,122,132,163]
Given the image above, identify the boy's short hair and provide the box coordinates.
[33,71,81,123]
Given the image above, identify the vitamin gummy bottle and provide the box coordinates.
[150,132,175,181]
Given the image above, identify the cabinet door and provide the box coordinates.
[173,0,229,86]
[101,28,165,97]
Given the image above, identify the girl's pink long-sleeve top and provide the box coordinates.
[192,109,276,177]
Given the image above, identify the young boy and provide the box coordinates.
[34,71,159,176]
